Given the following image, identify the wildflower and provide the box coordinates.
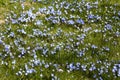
[0,39,3,45]
[118,11,120,16]
[76,19,84,24]
[27,9,33,17]
[40,74,43,77]
[38,0,42,2]
[88,14,95,19]
[69,63,76,71]
[115,31,120,37]
[68,20,75,25]
[58,69,63,72]
[105,47,110,51]
[86,2,92,10]
[21,4,24,10]
[8,32,15,38]
[91,45,98,49]
[11,19,18,24]
[83,27,91,32]
[26,69,36,75]
[61,17,66,23]
[12,60,16,64]
[52,20,58,24]
[76,62,80,70]
[57,10,62,15]
[17,29,26,35]
[105,24,112,30]
[4,45,10,52]
[81,64,87,71]
[118,69,120,76]
[45,63,49,68]
[16,71,22,76]
[77,50,84,57]
[36,20,42,25]
[89,64,96,71]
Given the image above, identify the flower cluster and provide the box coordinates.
[0,0,120,80]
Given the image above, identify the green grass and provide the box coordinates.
[0,0,120,80]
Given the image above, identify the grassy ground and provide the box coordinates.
[0,0,120,80]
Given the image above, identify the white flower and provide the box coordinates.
[58,69,63,72]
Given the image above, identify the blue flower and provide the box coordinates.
[21,4,24,10]
[86,2,92,10]
[88,14,95,19]
[91,45,97,49]
[69,63,76,71]
[8,32,15,38]
[68,20,75,25]
[115,31,120,37]
[77,50,84,57]
[27,9,33,17]
[81,64,87,71]
[4,45,10,52]
[38,0,42,2]
[76,19,84,24]
[11,19,18,24]
[76,62,80,68]
[36,20,42,25]
[52,20,58,24]
[104,47,110,51]
[105,24,112,30]
[17,29,26,34]
[0,39,3,45]
[89,64,96,71]
[57,10,62,15]
[118,11,120,16]
[118,68,120,76]
[45,63,49,68]
[112,63,120,77]
[26,69,36,75]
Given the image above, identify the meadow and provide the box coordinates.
[0,0,120,80]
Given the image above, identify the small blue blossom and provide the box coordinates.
[36,20,42,25]
[52,20,58,24]
[61,17,66,23]
[86,2,92,10]
[76,62,80,70]
[4,45,10,52]
[21,4,24,10]
[11,19,18,24]
[81,64,87,71]
[115,31,120,37]
[69,63,76,71]
[57,10,62,15]
[89,64,96,71]
[91,45,98,49]
[25,69,36,75]
[45,63,49,68]
[68,20,75,25]
[77,50,84,57]
[17,29,26,35]
[8,32,15,38]
[118,11,120,16]
[0,39,3,45]
[88,14,95,19]
[76,19,84,24]
[105,24,112,30]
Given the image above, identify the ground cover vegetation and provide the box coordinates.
[0,0,120,80]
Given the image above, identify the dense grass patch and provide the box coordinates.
[0,0,120,80]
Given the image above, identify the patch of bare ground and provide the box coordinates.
[23,2,31,6]
[0,7,7,25]
[0,20,5,24]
